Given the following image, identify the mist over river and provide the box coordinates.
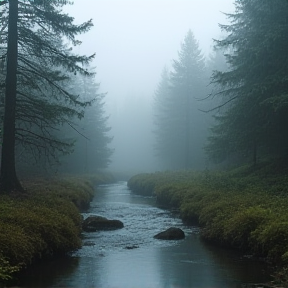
[19,182,271,288]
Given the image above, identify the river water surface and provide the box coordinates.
[20,181,272,288]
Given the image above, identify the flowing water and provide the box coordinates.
[20,181,272,288]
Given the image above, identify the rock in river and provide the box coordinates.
[82,215,124,232]
[154,227,185,240]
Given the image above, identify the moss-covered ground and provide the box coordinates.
[0,173,114,286]
[127,159,288,286]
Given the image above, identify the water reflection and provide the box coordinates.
[156,234,271,288]
[201,241,271,285]
[18,182,271,288]
[157,236,218,288]
[18,256,80,288]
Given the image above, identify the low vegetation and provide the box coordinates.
[0,173,114,286]
[128,159,288,273]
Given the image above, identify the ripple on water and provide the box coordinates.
[19,182,272,288]
[77,198,187,258]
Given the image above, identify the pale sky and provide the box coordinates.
[64,1,235,172]
[65,0,234,105]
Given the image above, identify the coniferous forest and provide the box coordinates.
[0,0,113,283]
[0,0,112,192]
[153,0,288,169]
[1,0,288,286]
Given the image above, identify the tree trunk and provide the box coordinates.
[253,140,257,166]
[185,88,190,170]
[0,0,23,193]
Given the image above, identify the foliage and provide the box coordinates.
[0,0,95,156]
[0,0,97,192]
[87,172,116,185]
[0,175,109,284]
[153,30,209,170]
[207,0,288,165]
[153,67,172,168]
[58,73,113,174]
[128,161,288,265]
[127,172,159,196]
[0,255,20,281]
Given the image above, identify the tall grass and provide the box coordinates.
[128,161,288,265]
[0,172,114,286]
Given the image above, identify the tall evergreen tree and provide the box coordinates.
[153,67,174,168]
[204,48,230,164]
[153,30,207,169]
[1,0,20,191]
[58,73,113,173]
[207,0,288,165]
[0,0,95,192]
[169,30,206,169]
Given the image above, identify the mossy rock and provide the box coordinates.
[154,227,185,240]
[82,215,124,232]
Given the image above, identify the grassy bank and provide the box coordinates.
[128,160,288,271]
[0,173,114,286]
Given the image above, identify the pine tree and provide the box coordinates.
[153,67,174,168]
[204,48,230,164]
[1,0,20,191]
[169,30,206,169]
[207,0,288,165]
[153,30,208,170]
[58,73,113,173]
[0,0,95,192]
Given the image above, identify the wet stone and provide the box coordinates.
[82,215,124,232]
[154,227,185,240]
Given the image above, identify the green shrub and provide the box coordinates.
[251,219,288,261]
[0,254,20,281]
[0,174,108,284]
[180,202,199,224]
[129,164,288,267]
[223,206,271,250]
[0,222,37,266]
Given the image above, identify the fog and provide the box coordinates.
[64,0,235,174]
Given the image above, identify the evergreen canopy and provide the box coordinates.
[0,0,100,191]
[206,0,288,165]
[153,30,207,169]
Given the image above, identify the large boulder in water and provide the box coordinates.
[154,227,185,240]
[82,215,124,232]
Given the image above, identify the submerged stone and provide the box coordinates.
[125,245,139,250]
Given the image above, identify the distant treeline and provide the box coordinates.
[153,0,288,170]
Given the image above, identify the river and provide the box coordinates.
[19,181,272,288]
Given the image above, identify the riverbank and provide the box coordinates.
[127,159,288,286]
[0,173,114,287]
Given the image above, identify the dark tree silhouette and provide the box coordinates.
[153,30,207,169]
[0,0,95,192]
[0,0,21,192]
[207,0,288,165]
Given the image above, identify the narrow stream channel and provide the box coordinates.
[20,181,272,288]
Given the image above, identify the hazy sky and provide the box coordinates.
[64,1,235,173]
[65,0,234,105]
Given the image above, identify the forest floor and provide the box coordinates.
[0,172,115,287]
[127,158,288,287]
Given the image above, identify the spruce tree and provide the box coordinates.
[207,0,288,165]
[0,0,95,192]
[153,67,174,168]
[169,30,206,169]
[58,73,113,173]
[153,30,208,170]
